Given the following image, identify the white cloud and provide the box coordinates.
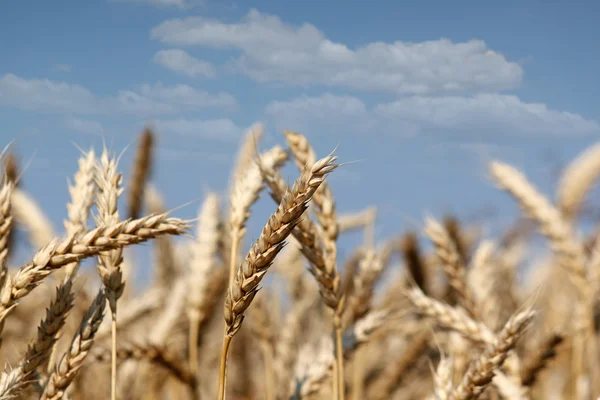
[374,94,600,136]
[0,73,236,116]
[65,117,104,135]
[265,93,379,134]
[0,73,100,114]
[265,93,600,137]
[153,49,215,78]
[151,10,523,94]
[53,64,72,72]
[150,118,242,141]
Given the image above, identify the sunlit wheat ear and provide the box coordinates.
[218,151,338,400]
[489,161,588,297]
[258,156,341,311]
[556,141,600,222]
[231,123,264,184]
[0,180,13,289]
[94,148,124,400]
[224,152,338,336]
[346,248,386,325]
[63,149,96,280]
[94,149,125,311]
[41,290,107,400]
[0,280,74,398]
[424,216,475,315]
[187,193,221,378]
[452,308,535,400]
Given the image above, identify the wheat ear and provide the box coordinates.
[217,151,338,400]
[94,149,125,400]
[188,192,221,380]
[0,181,13,289]
[425,216,475,315]
[284,130,345,399]
[41,290,107,400]
[556,141,600,222]
[63,149,96,280]
[0,281,74,398]
[452,308,535,400]
[127,128,154,220]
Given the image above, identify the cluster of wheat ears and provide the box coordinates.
[0,126,599,400]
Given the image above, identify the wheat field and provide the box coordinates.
[0,125,599,400]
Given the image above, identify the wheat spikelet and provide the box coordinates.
[259,155,342,311]
[425,216,476,315]
[224,151,338,337]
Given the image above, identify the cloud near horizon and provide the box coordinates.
[0,73,237,117]
[265,93,600,137]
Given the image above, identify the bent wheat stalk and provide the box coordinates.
[217,151,338,400]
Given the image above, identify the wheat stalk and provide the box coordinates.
[217,151,338,400]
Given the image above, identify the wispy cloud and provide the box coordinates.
[0,73,236,116]
[153,49,215,78]
[151,9,523,94]
[266,93,600,137]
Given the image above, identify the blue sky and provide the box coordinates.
[1,0,600,271]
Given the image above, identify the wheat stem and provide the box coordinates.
[217,333,232,400]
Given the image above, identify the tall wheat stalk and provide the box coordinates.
[217,151,338,400]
